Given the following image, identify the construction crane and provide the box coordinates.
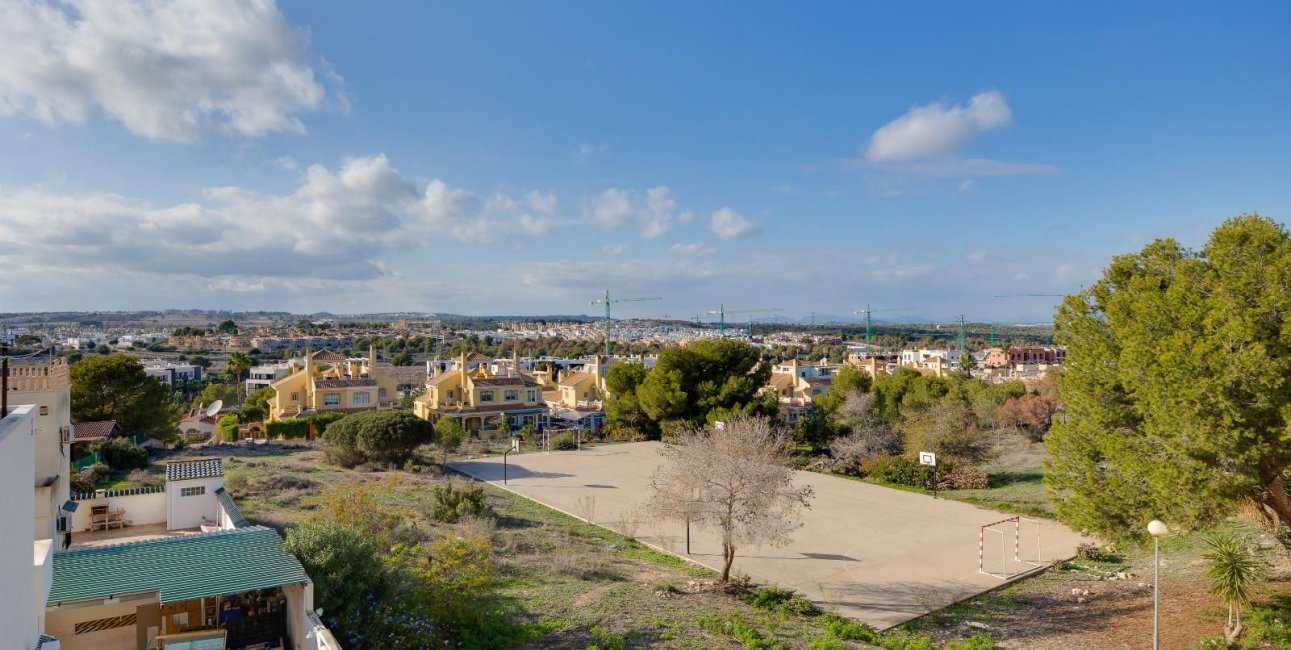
[853,305,910,353]
[588,291,661,356]
[705,305,785,336]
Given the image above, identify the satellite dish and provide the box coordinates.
[206,400,224,417]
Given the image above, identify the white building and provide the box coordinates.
[0,404,53,650]
[246,360,298,393]
[900,348,964,369]
[141,360,204,386]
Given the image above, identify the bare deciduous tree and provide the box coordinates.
[648,416,814,581]
[828,393,901,474]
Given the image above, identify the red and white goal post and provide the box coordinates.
[978,516,1044,579]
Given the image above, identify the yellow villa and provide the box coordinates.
[266,346,399,421]
[763,358,835,426]
[412,352,546,435]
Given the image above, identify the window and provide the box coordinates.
[504,389,518,401]
[528,389,537,402]
[290,392,299,402]
[379,388,387,399]
[181,486,205,497]
[354,392,370,405]
[479,390,493,402]
[324,394,340,407]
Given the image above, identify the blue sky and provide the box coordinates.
[1,1,1289,322]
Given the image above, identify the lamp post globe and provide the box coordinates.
[1148,519,1169,538]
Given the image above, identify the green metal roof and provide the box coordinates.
[214,487,249,528]
[50,526,307,605]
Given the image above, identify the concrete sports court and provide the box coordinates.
[450,441,1088,628]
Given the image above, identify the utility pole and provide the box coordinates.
[588,291,661,356]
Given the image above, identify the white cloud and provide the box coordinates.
[602,243,625,255]
[0,153,564,286]
[640,186,676,238]
[669,243,715,256]
[582,185,680,238]
[0,0,340,141]
[867,91,1011,162]
[583,188,634,227]
[709,207,760,240]
[771,184,795,194]
[861,91,1055,180]
[272,155,300,171]
[956,180,975,195]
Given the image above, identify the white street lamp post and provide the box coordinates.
[1148,519,1169,650]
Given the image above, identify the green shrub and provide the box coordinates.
[237,405,265,423]
[87,463,114,485]
[283,519,388,616]
[806,637,846,650]
[97,437,149,471]
[587,627,626,650]
[70,471,94,493]
[307,412,348,435]
[429,480,495,523]
[823,615,880,643]
[391,532,497,637]
[946,637,1003,650]
[863,455,933,487]
[551,432,577,450]
[740,586,819,616]
[322,411,434,467]
[217,414,240,442]
[696,612,782,650]
[266,418,310,439]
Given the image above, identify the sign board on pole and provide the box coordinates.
[511,437,520,452]
[919,451,937,467]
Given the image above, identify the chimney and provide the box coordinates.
[369,343,377,369]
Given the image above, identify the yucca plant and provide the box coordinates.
[1202,533,1265,643]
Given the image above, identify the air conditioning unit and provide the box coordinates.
[60,425,75,443]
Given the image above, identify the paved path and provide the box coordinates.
[449,442,1088,628]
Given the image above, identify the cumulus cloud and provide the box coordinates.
[0,154,566,287]
[862,91,1055,179]
[0,0,341,141]
[867,91,1011,162]
[583,188,634,227]
[582,186,681,238]
[709,207,760,240]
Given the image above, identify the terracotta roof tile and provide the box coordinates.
[73,420,119,441]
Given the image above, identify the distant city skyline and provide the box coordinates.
[2,2,1289,321]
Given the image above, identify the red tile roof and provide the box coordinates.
[73,420,120,442]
